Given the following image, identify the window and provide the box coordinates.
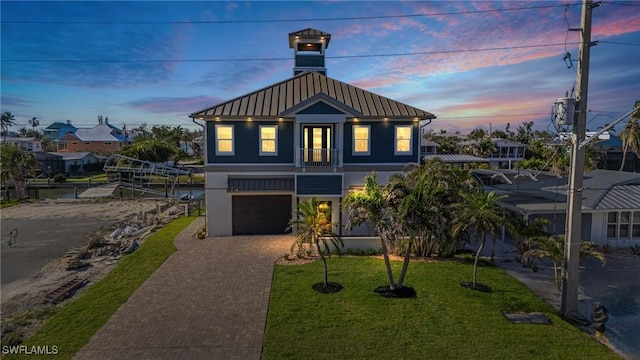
[84,142,91,145]
[260,125,277,156]
[353,125,370,155]
[620,211,630,238]
[395,125,412,155]
[607,212,617,238]
[633,212,640,238]
[215,124,234,155]
[104,142,112,145]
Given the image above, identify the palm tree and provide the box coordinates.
[524,235,605,292]
[619,100,640,171]
[344,172,397,290]
[453,190,507,291]
[287,197,344,293]
[0,144,38,200]
[1,111,16,139]
[28,117,39,131]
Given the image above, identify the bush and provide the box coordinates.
[53,173,65,183]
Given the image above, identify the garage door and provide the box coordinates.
[232,195,292,235]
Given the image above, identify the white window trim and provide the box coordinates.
[352,125,370,156]
[259,125,278,156]
[215,124,234,156]
[607,211,640,240]
[394,125,413,155]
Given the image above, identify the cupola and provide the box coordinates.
[288,28,331,76]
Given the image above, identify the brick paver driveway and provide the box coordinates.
[75,217,293,360]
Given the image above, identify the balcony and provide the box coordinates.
[296,148,339,169]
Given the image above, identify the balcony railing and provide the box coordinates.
[297,148,339,168]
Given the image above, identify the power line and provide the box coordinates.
[435,113,550,120]
[1,4,573,25]
[599,40,640,47]
[1,42,579,63]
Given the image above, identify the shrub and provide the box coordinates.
[630,244,640,256]
[53,173,65,183]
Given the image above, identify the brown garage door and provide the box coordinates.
[232,195,292,235]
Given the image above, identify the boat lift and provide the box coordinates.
[103,154,192,198]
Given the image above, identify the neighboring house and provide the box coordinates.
[190,28,435,236]
[43,121,77,141]
[420,139,439,156]
[0,136,42,152]
[489,169,640,249]
[460,137,527,169]
[591,132,640,172]
[49,152,103,174]
[33,151,65,176]
[59,121,132,153]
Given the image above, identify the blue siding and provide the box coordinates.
[297,175,342,195]
[343,121,419,163]
[206,121,294,163]
[295,55,325,68]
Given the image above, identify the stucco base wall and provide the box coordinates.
[206,173,233,236]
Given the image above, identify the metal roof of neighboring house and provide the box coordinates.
[190,71,435,120]
[67,124,121,142]
[33,151,63,160]
[420,139,440,147]
[495,169,640,213]
[422,154,489,163]
[49,152,97,161]
[595,184,640,210]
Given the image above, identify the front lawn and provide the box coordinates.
[5,214,198,360]
[263,257,618,359]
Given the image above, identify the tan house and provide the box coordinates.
[59,122,131,153]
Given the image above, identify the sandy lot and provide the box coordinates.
[1,198,171,304]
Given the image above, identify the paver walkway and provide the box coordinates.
[74,217,293,360]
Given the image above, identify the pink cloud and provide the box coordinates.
[127,96,224,115]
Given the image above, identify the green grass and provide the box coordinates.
[0,199,30,208]
[5,215,198,360]
[263,257,619,360]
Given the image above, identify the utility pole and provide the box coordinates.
[562,0,597,318]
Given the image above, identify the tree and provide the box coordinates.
[287,197,344,293]
[344,172,398,290]
[119,139,178,163]
[0,144,38,200]
[469,128,487,140]
[524,235,605,292]
[1,111,16,139]
[452,190,506,292]
[28,117,39,130]
[384,162,451,295]
[619,100,640,171]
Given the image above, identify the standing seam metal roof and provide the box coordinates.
[190,71,435,120]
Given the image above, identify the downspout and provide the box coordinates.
[419,118,433,164]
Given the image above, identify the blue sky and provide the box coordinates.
[1,1,639,134]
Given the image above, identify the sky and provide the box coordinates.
[1,1,639,134]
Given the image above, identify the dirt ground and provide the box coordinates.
[0,198,177,325]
